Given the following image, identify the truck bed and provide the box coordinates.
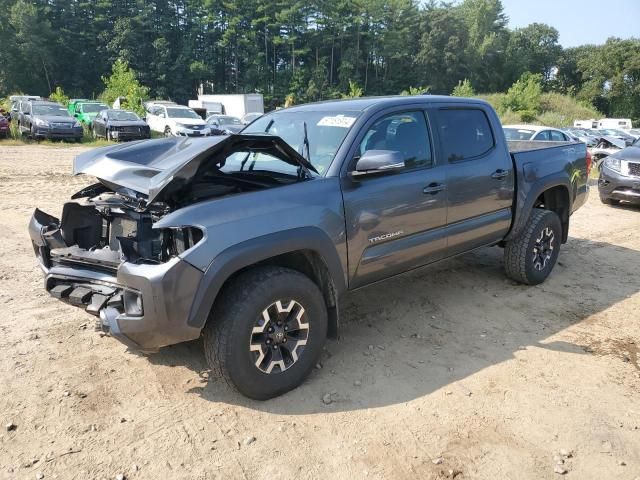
[507,140,578,152]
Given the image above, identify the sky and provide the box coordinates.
[500,0,640,47]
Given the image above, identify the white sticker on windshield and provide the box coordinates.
[317,115,356,128]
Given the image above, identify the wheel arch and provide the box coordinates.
[507,181,572,243]
[187,227,346,338]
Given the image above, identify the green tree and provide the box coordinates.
[49,86,70,106]
[100,60,149,116]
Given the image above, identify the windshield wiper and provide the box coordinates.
[294,121,315,180]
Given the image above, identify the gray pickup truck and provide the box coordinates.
[29,96,590,399]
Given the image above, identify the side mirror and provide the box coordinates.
[350,150,405,178]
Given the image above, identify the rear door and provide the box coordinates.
[533,130,551,141]
[431,106,514,256]
[341,108,448,288]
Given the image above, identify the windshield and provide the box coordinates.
[503,128,534,140]
[107,110,140,121]
[167,108,200,119]
[33,105,70,117]
[244,113,262,122]
[601,128,628,136]
[214,116,242,125]
[81,103,108,113]
[244,110,360,174]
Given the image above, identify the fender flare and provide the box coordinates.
[506,174,572,243]
[186,227,347,329]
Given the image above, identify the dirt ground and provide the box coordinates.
[0,145,638,480]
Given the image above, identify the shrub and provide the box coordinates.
[401,86,430,96]
[451,79,475,97]
[502,72,543,119]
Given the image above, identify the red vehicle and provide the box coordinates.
[0,114,10,138]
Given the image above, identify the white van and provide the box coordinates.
[598,118,633,130]
[574,119,598,129]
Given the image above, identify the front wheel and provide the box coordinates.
[203,266,327,400]
[164,126,172,137]
[504,209,562,285]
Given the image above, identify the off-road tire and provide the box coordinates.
[203,266,327,400]
[504,208,562,285]
[599,196,619,206]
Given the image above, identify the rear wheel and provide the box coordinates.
[504,209,562,285]
[203,266,327,400]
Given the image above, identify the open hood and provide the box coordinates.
[73,134,317,205]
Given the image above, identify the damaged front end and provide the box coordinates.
[29,190,204,352]
[29,135,313,351]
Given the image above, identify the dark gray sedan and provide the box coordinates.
[205,114,244,134]
[93,109,151,141]
[20,101,83,141]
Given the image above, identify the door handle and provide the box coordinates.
[423,183,446,195]
[491,169,508,180]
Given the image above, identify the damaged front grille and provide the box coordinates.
[47,278,124,318]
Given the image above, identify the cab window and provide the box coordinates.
[358,111,432,170]
[436,109,494,161]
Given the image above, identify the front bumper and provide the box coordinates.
[174,126,211,137]
[29,209,203,352]
[33,126,83,140]
[598,165,640,204]
[110,130,151,142]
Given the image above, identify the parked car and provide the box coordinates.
[597,128,635,146]
[627,129,640,140]
[503,125,572,142]
[241,112,263,125]
[205,114,244,134]
[561,127,598,147]
[29,96,589,399]
[19,101,83,141]
[598,141,640,205]
[10,95,41,123]
[0,114,9,138]
[92,109,151,141]
[145,102,212,137]
[68,100,109,127]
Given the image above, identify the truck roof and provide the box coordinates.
[284,95,490,113]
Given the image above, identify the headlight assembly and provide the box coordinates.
[603,157,622,173]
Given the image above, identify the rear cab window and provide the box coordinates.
[435,108,495,162]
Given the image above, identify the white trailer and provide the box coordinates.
[598,118,633,130]
[188,99,224,117]
[574,119,598,129]
[196,94,264,119]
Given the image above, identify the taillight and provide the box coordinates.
[585,149,592,176]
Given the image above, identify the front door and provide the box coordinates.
[341,109,448,288]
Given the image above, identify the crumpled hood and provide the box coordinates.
[73,134,316,205]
